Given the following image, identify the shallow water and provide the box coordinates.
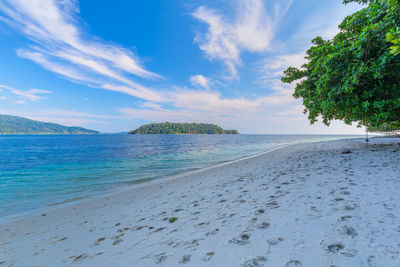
[0,134,358,216]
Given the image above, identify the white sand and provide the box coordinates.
[1,137,400,266]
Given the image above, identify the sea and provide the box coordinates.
[0,134,359,218]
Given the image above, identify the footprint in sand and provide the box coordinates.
[286,260,302,267]
[327,243,344,253]
[230,233,250,245]
[266,200,279,209]
[179,254,191,264]
[94,237,106,245]
[340,249,358,257]
[257,222,270,229]
[202,252,215,262]
[242,256,267,267]
[344,204,357,210]
[339,226,358,237]
[155,253,167,264]
[367,255,377,267]
[267,237,284,246]
[153,227,166,233]
[340,215,352,221]
[112,239,123,245]
[205,228,220,237]
[73,253,88,262]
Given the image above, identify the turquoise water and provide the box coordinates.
[0,134,358,217]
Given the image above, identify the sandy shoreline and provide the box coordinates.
[1,137,400,266]
[0,144,290,225]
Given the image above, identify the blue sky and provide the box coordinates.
[0,0,364,134]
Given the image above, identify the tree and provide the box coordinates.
[281,0,400,129]
[368,122,400,135]
[128,122,239,134]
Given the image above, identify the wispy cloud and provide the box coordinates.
[140,102,163,110]
[253,2,362,94]
[192,0,293,78]
[255,52,306,88]
[101,84,166,102]
[118,87,295,129]
[0,84,51,104]
[0,0,165,102]
[170,89,292,113]
[189,74,211,89]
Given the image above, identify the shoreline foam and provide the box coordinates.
[2,137,323,225]
[0,144,292,225]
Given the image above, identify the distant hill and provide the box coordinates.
[0,115,100,134]
[128,122,239,135]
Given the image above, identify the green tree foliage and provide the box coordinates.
[128,122,239,134]
[281,0,400,129]
[387,27,400,55]
[0,115,99,134]
[386,0,400,55]
[368,122,400,135]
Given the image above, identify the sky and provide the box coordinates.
[0,0,365,134]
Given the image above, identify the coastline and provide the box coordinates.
[0,143,291,225]
[0,135,350,223]
[1,137,400,266]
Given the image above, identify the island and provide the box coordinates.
[128,122,239,134]
[0,115,99,134]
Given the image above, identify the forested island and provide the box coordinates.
[128,122,239,134]
[0,115,99,134]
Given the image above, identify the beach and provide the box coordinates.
[1,137,400,266]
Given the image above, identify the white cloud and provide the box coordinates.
[170,89,292,113]
[118,87,296,129]
[101,84,166,102]
[263,53,306,71]
[192,0,293,78]
[140,102,163,110]
[253,2,363,90]
[0,0,165,102]
[0,84,51,103]
[118,107,194,123]
[255,52,306,88]
[189,74,211,89]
